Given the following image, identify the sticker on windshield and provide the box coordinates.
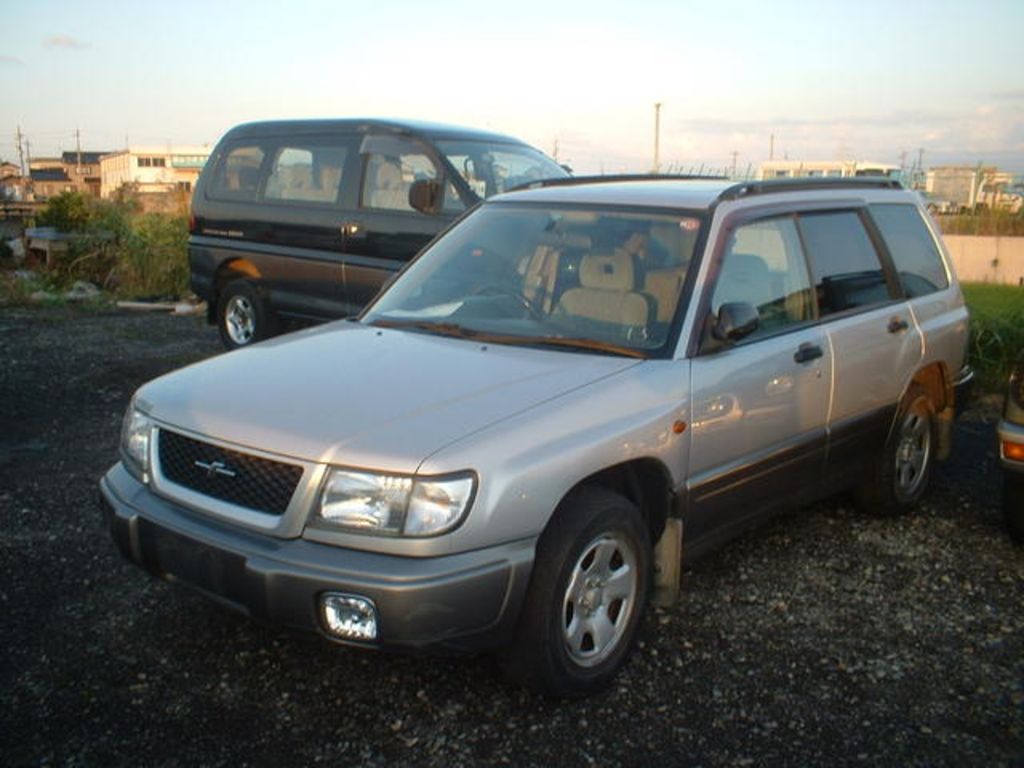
[680,218,701,232]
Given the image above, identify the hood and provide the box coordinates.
[137,321,639,472]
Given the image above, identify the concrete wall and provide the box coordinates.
[943,235,1024,286]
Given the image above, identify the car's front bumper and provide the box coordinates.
[99,463,535,652]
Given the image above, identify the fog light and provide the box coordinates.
[320,593,378,642]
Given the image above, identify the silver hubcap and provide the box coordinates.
[895,405,930,498]
[562,533,638,668]
[225,295,256,345]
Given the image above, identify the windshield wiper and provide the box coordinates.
[369,319,479,339]
[370,320,647,358]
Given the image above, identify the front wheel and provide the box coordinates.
[500,487,652,698]
[216,279,278,350]
[857,384,936,515]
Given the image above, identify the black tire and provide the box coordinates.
[1004,473,1024,544]
[856,384,936,515]
[499,486,652,698]
[216,279,278,350]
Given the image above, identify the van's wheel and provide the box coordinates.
[500,486,651,698]
[217,279,277,350]
[856,384,936,515]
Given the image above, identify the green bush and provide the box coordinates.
[29,191,190,298]
[962,283,1024,393]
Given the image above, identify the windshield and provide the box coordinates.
[436,140,567,199]
[364,203,703,356]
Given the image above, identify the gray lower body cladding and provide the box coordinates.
[99,464,535,653]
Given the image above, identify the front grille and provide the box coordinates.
[158,430,303,515]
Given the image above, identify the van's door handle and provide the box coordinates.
[793,342,823,364]
[340,222,364,238]
[887,316,909,334]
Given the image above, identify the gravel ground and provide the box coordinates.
[1,306,1021,767]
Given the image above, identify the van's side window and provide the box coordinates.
[208,145,265,202]
[263,145,348,204]
[798,211,891,315]
[869,203,949,297]
[711,217,814,340]
[360,136,439,212]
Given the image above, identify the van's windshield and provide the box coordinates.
[364,203,703,356]
[436,141,568,199]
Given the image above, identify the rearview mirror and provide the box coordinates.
[409,179,442,215]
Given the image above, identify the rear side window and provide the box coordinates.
[207,145,265,201]
[869,203,949,297]
[798,211,891,315]
[263,145,348,204]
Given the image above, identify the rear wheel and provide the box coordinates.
[500,486,652,698]
[216,279,278,350]
[857,384,936,515]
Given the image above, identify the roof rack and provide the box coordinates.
[512,173,728,193]
[718,177,903,201]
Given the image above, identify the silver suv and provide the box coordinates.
[101,177,972,697]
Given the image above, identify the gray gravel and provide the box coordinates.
[1,306,1021,767]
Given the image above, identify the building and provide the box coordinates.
[757,160,902,181]
[25,152,111,200]
[926,166,1021,213]
[99,145,210,199]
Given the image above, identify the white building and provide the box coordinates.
[100,145,211,198]
[757,160,902,181]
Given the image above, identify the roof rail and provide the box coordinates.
[512,173,728,193]
[719,177,903,201]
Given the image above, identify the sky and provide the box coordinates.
[1,0,1022,175]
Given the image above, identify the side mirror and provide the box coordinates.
[409,179,442,215]
[712,302,759,343]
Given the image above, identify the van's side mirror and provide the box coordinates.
[712,302,759,343]
[409,179,442,215]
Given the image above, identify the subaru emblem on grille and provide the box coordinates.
[193,459,238,479]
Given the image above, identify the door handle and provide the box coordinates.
[887,316,909,334]
[793,342,823,364]
[340,222,364,238]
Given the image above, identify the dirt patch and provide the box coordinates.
[1,306,1021,767]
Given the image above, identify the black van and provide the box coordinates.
[189,119,568,348]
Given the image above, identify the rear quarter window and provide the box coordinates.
[869,203,949,297]
[207,144,265,202]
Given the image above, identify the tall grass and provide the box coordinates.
[962,283,1024,392]
[22,191,191,299]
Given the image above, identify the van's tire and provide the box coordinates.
[856,384,936,515]
[216,279,278,350]
[1004,473,1024,544]
[500,486,652,698]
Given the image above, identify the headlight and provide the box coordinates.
[120,405,154,481]
[317,469,475,537]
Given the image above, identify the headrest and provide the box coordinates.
[579,252,635,291]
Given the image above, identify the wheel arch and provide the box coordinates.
[209,259,263,322]
[552,459,674,545]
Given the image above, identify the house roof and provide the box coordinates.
[30,168,71,182]
[61,151,109,165]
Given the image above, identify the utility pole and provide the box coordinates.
[769,132,775,161]
[15,125,26,176]
[653,102,662,174]
[730,150,739,179]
